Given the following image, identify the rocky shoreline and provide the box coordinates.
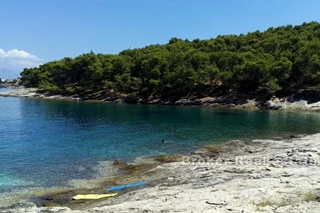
[1,87,320,111]
[2,133,320,212]
[0,88,81,101]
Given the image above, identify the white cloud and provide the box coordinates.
[0,49,43,79]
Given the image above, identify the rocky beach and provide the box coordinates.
[2,133,320,212]
[0,88,80,101]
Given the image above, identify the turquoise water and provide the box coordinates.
[1,88,320,193]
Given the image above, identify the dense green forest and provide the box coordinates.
[21,22,320,100]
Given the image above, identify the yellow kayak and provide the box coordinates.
[73,193,118,200]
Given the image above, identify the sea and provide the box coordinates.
[1,88,320,196]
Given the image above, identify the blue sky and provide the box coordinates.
[0,0,319,78]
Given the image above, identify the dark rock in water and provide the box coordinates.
[113,160,122,165]
[162,139,172,144]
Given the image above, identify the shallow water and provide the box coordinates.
[1,88,320,193]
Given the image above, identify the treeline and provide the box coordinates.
[21,22,320,100]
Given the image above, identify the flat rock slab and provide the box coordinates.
[3,134,320,212]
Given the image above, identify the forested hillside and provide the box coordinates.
[21,22,320,100]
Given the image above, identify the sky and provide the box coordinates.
[0,0,319,78]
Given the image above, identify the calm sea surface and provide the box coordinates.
[1,88,320,193]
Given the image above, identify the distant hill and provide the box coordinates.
[20,22,320,101]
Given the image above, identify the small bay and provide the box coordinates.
[1,88,320,193]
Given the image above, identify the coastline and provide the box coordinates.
[2,133,320,212]
[1,87,320,111]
